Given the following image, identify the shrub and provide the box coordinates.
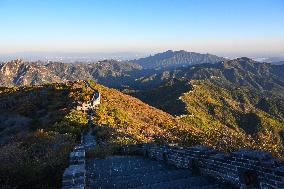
[52,111,88,140]
[0,130,75,189]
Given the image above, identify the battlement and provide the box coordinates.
[76,81,100,113]
[122,143,284,189]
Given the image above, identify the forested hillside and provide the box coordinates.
[1,77,284,189]
[128,58,284,157]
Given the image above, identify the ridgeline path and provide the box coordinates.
[63,81,229,189]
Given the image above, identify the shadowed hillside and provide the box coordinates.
[0,81,93,189]
[82,81,284,159]
[126,58,284,157]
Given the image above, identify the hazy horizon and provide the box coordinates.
[1,50,284,64]
[0,0,284,57]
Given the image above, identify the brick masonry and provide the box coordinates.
[122,143,284,189]
[62,144,86,189]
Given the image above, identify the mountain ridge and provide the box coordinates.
[133,50,226,69]
[1,56,284,188]
[126,57,284,155]
[0,59,142,87]
[0,50,226,87]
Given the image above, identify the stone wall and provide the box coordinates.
[91,92,100,107]
[123,143,284,189]
[63,81,99,189]
[76,81,100,113]
[62,117,98,188]
[62,144,86,189]
[76,91,100,113]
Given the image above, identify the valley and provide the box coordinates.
[2,1,284,188]
[0,51,284,188]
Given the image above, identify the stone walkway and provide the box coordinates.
[83,131,97,149]
[62,81,99,189]
[86,156,228,189]
[62,125,97,189]
[83,119,97,150]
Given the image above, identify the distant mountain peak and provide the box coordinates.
[237,57,255,62]
[134,50,225,69]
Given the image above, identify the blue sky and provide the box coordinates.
[0,0,283,57]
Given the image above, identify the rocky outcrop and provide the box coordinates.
[0,59,141,87]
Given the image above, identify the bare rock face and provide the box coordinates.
[0,59,142,87]
[0,59,62,86]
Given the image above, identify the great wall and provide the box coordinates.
[76,81,101,114]
[62,81,284,189]
[62,81,99,189]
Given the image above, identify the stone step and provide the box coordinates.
[73,145,85,151]
[87,165,173,182]
[91,160,163,169]
[91,157,170,170]
[130,177,215,189]
[92,156,151,163]
[93,169,194,189]
[92,169,191,183]
[63,164,85,178]
[91,161,167,173]
[91,165,171,178]
[62,176,85,187]
[85,155,229,189]
[70,150,85,165]
[190,184,226,189]
[70,159,85,165]
[62,184,84,189]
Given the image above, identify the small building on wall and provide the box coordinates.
[91,92,100,106]
[76,91,100,113]
[76,102,91,113]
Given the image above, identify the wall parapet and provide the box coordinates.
[62,144,86,189]
[122,143,284,189]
